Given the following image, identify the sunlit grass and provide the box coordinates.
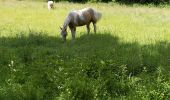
[0,0,170,44]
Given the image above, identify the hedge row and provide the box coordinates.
[52,0,112,3]
[50,0,169,4]
[115,0,170,4]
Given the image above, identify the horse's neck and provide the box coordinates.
[63,16,71,30]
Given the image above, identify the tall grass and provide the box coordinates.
[0,0,170,99]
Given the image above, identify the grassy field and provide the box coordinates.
[0,0,170,99]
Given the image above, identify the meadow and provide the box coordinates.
[0,0,170,99]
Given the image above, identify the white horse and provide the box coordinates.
[60,8,102,41]
[47,1,54,10]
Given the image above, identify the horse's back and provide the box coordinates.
[67,8,101,26]
[81,7,101,23]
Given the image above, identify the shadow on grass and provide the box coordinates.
[0,31,170,74]
[0,31,170,99]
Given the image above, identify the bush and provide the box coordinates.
[53,0,112,3]
[115,0,170,4]
[26,0,169,4]
[68,0,89,3]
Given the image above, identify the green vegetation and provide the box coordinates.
[115,0,170,5]
[19,0,170,4]
[0,0,170,99]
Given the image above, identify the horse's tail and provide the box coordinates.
[93,9,102,22]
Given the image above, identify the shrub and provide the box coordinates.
[115,0,170,4]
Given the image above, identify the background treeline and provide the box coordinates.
[47,0,170,4]
[47,0,112,3]
[115,0,170,4]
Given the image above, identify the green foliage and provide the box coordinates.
[31,0,113,3]
[24,0,169,4]
[0,32,170,99]
[0,1,170,99]
[54,0,112,3]
[115,0,170,4]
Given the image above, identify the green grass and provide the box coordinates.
[0,0,170,99]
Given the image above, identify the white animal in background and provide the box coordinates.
[47,1,54,10]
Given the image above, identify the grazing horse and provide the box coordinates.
[60,8,102,41]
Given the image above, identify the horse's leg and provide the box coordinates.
[70,27,76,40]
[86,24,90,34]
[93,22,96,33]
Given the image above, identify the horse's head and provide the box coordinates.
[60,27,67,41]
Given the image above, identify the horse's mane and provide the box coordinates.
[62,16,71,31]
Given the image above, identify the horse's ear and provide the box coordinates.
[60,26,62,30]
